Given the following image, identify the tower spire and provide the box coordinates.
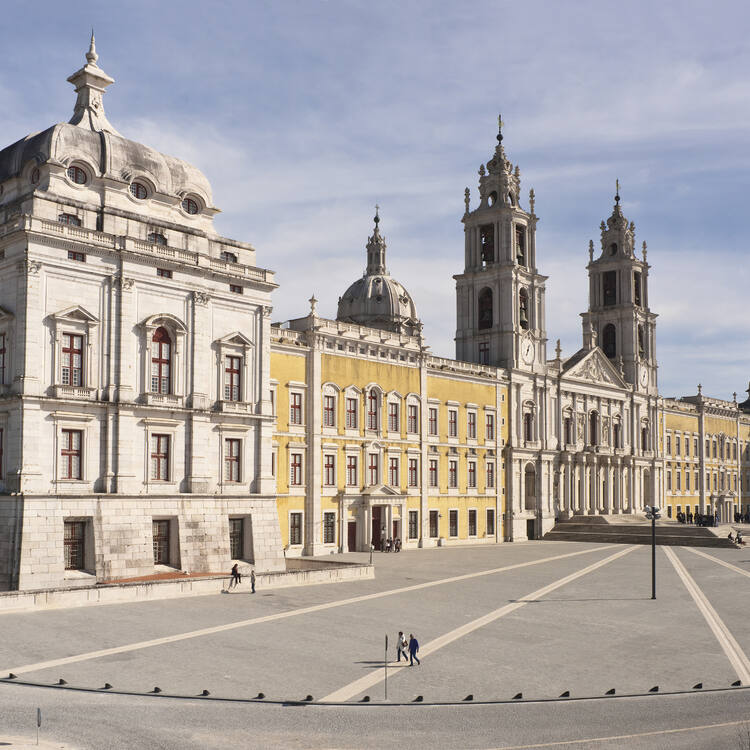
[365,204,387,275]
[86,29,98,64]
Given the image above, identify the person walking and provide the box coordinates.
[250,569,256,594]
[408,633,420,666]
[229,563,241,590]
[396,631,408,662]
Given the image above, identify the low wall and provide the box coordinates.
[0,560,374,614]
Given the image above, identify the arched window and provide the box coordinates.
[589,411,599,446]
[151,327,171,394]
[519,288,529,330]
[515,226,526,266]
[367,390,380,431]
[641,422,649,452]
[638,325,646,358]
[613,418,622,449]
[602,324,616,359]
[478,288,493,330]
[480,225,494,264]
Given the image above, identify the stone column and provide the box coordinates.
[256,305,276,496]
[186,291,211,493]
[304,327,323,556]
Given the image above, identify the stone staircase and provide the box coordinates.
[543,514,738,548]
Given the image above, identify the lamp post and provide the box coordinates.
[644,505,660,599]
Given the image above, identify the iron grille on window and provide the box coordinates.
[229,518,243,559]
[64,521,85,570]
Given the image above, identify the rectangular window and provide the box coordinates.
[388,456,399,486]
[603,270,617,306]
[368,454,379,485]
[613,423,621,449]
[156,268,172,278]
[666,435,671,455]
[64,520,86,570]
[323,395,336,427]
[61,333,84,387]
[468,461,477,488]
[468,509,477,537]
[61,429,82,480]
[449,459,458,488]
[695,470,699,489]
[429,510,439,538]
[346,397,358,429]
[524,413,533,442]
[290,512,303,546]
[367,392,379,430]
[428,407,438,436]
[713,473,717,491]
[633,271,642,306]
[229,284,243,294]
[694,437,698,456]
[408,510,418,539]
[448,409,458,438]
[685,471,690,491]
[290,453,303,486]
[486,413,495,441]
[224,438,241,482]
[408,458,418,487]
[486,508,495,536]
[229,518,243,559]
[324,454,336,486]
[478,342,490,365]
[323,512,336,544]
[667,471,672,491]
[429,458,438,488]
[0,333,6,384]
[565,418,573,445]
[676,471,681,491]
[290,392,302,425]
[271,451,276,478]
[388,402,400,432]
[486,461,495,488]
[221,251,238,263]
[152,520,170,565]
[449,509,458,537]
[676,436,681,455]
[224,355,242,401]
[67,250,86,262]
[467,412,477,439]
[346,455,358,486]
[407,404,418,433]
[150,434,170,481]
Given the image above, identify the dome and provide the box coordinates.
[336,210,421,337]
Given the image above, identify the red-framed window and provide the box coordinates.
[182,197,199,215]
[448,409,458,437]
[67,165,87,185]
[64,521,86,570]
[486,462,495,488]
[468,461,477,488]
[429,459,438,488]
[290,392,302,425]
[156,268,172,278]
[224,355,241,401]
[428,407,438,436]
[224,438,240,482]
[407,404,418,433]
[151,327,171,394]
[468,412,477,439]
[67,250,86,262]
[346,397,358,429]
[324,454,335,486]
[221,251,238,263]
[61,429,82,480]
[388,457,399,487]
[0,333,6,384]
[58,213,81,226]
[150,434,170,481]
[367,391,379,430]
[449,459,458,488]
[478,342,490,364]
[323,512,336,544]
[61,333,84,386]
[408,458,418,487]
[130,182,147,199]
[323,395,336,427]
[290,453,302,485]
[290,512,303,545]
[229,284,243,294]
[486,413,495,441]
[346,455,358,486]
[388,402,399,432]
[368,454,379,485]
[148,232,167,246]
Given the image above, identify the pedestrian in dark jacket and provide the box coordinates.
[408,634,421,666]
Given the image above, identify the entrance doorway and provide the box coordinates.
[372,506,384,550]
[526,519,536,540]
[347,520,357,552]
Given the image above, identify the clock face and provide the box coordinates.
[521,338,535,364]
[640,368,649,387]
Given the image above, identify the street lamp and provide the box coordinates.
[644,505,661,599]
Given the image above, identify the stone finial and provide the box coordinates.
[555,339,562,360]
[697,383,702,395]
[615,178,620,203]
[309,295,318,316]
[464,187,470,214]
[497,113,504,143]
[478,164,486,177]
[86,30,98,65]
[734,392,738,403]
[600,220,606,232]
[588,239,594,262]
[529,188,535,214]
[642,241,647,262]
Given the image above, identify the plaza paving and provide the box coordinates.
[1,540,750,748]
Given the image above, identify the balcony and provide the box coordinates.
[54,385,96,400]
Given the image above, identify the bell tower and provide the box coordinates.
[454,117,547,372]
[580,183,658,394]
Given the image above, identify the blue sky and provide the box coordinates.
[3,0,750,399]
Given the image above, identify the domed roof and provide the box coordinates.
[336,209,421,337]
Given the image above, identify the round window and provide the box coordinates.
[181,197,199,215]
[30,168,40,184]
[130,182,148,200]
[67,166,87,185]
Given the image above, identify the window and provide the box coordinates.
[713,440,717,459]
[323,395,336,427]
[667,471,672,492]
[388,457,399,487]
[61,333,83,386]
[346,397,358,429]
[429,459,438,488]
[150,434,170,481]
[603,271,617,306]
[323,512,336,544]
[694,470,699,489]
[524,413,533,443]
[449,509,459,537]
[407,404,418,434]
[290,512,303,546]
[602,323,616,358]
[229,284,243,295]
[182,197,199,215]
[58,213,81,226]
[221,251,238,263]
[676,470,681,491]
[428,407,438,436]
[486,413,495,441]
[589,412,599,446]
[64,521,86,570]
[705,438,710,456]
[449,459,458,488]
[367,391,379,430]
[224,438,240,482]
[290,453,303,486]
[515,226,526,266]
[346,455,358,486]
[368,454,379,485]
[666,435,672,455]
[61,429,82,480]
[641,426,648,452]
[67,250,86,262]
[633,271,642,306]
[324,454,336,486]
[694,437,698,456]
[519,288,529,330]
[467,412,477,439]
[408,458,418,487]
[480,224,494,263]
[638,325,646,358]
[130,182,148,200]
[290,392,302,425]
[486,508,495,536]
[564,417,573,445]
[388,402,400,432]
[486,461,495,488]
[408,510,419,539]
[468,461,477,488]
[156,268,172,278]
[613,422,621,449]
[224,356,242,401]
[478,288,493,330]
[429,510,439,538]
[686,472,690,491]
[151,327,171,394]
[67,165,87,185]
[468,509,477,537]
[448,409,458,438]
[229,518,244,559]
[148,232,167,245]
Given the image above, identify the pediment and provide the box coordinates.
[362,483,401,496]
[217,331,253,347]
[562,347,627,388]
[52,305,99,325]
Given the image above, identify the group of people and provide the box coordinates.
[734,511,750,524]
[676,510,718,527]
[728,530,746,546]
[381,537,402,552]
[396,631,421,666]
[227,563,256,592]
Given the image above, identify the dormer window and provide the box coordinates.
[148,232,167,246]
[67,166,87,185]
[181,197,199,215]
[130,182,148,200]
[221,251,238,263]
[58,213,81,227]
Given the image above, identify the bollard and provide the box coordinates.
[732,680,742,687]
[360,696,370,702]
[7,673,16,679]
[559,691,569,698]
[413,695,423,702]
[303,695,313,702]
[463,694,473,701]
[648,686,659,693]
[57,679,67,685]
[693,683,702,690]
[102,684,112,690]
[512,692,523,700]
[255,692,265,699]
[605,689,616,695]
[201,690,210,696]
[152,687,162,694]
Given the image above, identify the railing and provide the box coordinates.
[208,257,273,283]
[54,385,96,400]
